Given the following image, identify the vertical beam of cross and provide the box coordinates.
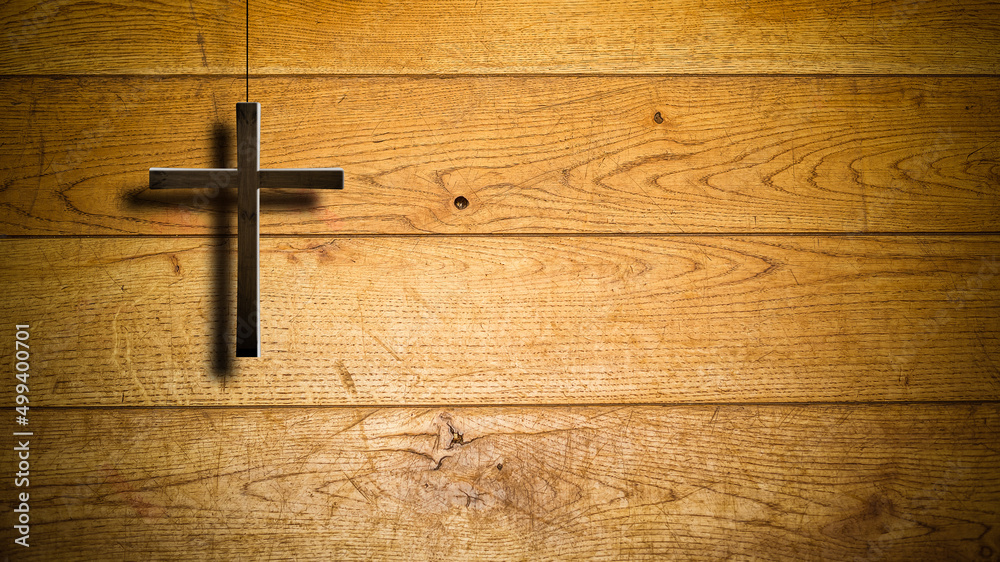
[236,102,261,357]
[149,103,344,358]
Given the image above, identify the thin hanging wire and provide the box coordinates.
[246,0,249,101]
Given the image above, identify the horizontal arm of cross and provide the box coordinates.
[149,168,344,190]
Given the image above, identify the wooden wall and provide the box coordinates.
[1,0,999,559]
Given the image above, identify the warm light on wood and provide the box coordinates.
[0,0,997,558]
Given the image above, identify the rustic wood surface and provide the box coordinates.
[2,76,999,235]
[2,0,998,74]
[2,0,999,558]
[1,236,997,406]
[0,405,997,560]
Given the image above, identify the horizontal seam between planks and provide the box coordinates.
[31,400,1000,411]
[2,73,1000,80]
[4,232,1000,240]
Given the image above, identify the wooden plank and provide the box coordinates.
[1,0,244,75]
[0,405,996,559]
[2,76,999,235]
[236,102,261,357]
[1,236,997,406]
[2,0,998,74]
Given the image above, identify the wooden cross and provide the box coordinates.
[150,102,343,357]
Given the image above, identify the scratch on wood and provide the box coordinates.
[186,0,209,69]
[335,359,357,395]
[367,330,403,363]
[111,303,151,405]
[356,294,366,361]
[346,473,376,505]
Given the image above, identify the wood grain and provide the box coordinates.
[2,0,999,74]
[3,0,997,558]
[1,236,997,406]
[0,405,996,559]
[2,76,999,235]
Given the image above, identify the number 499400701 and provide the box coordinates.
[15,325,30,417]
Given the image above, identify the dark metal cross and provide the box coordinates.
[150,102,343,357]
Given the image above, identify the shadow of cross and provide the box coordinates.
[150,102,344,357]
